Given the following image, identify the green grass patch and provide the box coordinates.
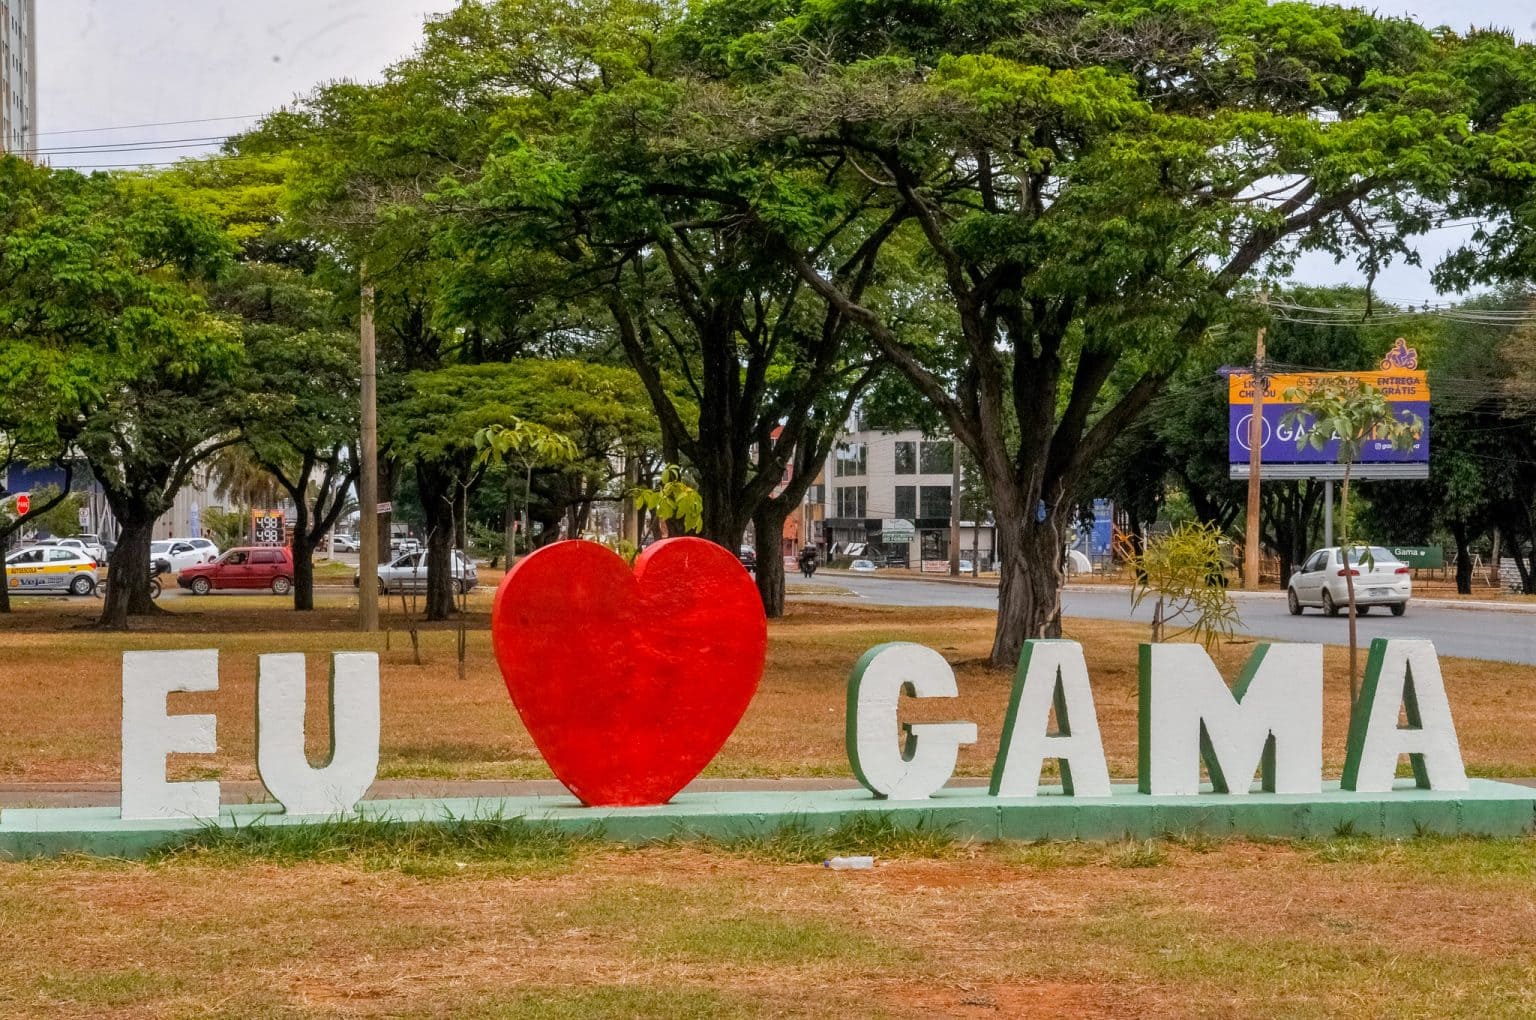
[458,985,760,1019]
[150,813,599,874]
[646,913,898,967]
[702,813,962,863]
[36,968,187,1008]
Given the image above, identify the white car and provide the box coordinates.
[849,559,880,573]
[150,540,211,573]
[4,546,99,596]
[1287,546,1412,617]
[172,537,221,562]
[357,550,478,595]
[333,534,360,553]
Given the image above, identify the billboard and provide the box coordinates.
[1227,370,1429,478]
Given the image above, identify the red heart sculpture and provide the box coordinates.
[491,538,767,807]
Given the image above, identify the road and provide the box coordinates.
[813,574,1536,666]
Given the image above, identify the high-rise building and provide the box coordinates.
[0,0,34,155]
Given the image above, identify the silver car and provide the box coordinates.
[1287,546,1412,617]
[359,550,478,595]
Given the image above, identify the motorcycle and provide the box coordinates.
[96,562,165,602]
[799,557,818,579]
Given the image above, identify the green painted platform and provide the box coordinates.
[2,780,1533,859]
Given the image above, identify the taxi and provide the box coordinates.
[4,545,99,596]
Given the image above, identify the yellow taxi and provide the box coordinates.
[5,545,99,596]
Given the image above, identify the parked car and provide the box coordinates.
[356,550,478,595]
[849,559,880,573]
[171,537,220,562]
[75,534,108,563]
[34,537,95,560]
[150,540,211,573]
[332,534,360,553]
[1287,546,1412,617]
[738,549,756,573]
[177,547,296,595]
[390,536,422,555]
[4,546,98,596]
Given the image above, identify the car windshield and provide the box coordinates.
[1344,546,1400,565]
[150,542,171,554]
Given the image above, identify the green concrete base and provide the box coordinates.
[2,780,1533,859]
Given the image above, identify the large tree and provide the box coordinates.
[402,0,895,614]
[385,358,659,618]
[0,157,239,628]
[668,0,1536,663]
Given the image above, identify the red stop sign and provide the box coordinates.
[14,494,28,516]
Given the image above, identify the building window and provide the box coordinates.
[834,444,867,477]
[894,441,917,474]
[836,486,867,518]
[919,485,952,520]
[894,486,916,521]
[920,441,954,474]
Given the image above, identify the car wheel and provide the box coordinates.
[1321,590,1339,617]
[1357,605,1370,616]
[69,575,95,597]
[457,579,471,595]
[1286,589,1302,616]
[272,576,293,596]
[377,577,388,595]
[1391,602,1407,617]
[191,577,212,596]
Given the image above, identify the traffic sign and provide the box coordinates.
[376,502,394,514]
[15,494,29,516]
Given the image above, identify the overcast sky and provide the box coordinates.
[36,0,1536,302]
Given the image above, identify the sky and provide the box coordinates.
[35,0,1536,302]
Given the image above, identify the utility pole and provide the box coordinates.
[949,440,961,576]
[1243,300,1269,592]
[358,276,380,633]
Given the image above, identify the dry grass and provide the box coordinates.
[2,837,1536,1017]
[0,599,1534,783]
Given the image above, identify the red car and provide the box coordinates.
[177,547,295,595]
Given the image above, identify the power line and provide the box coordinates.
[26,135,232,156]
[34,114,266,138]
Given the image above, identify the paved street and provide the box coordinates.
[812,574,1536,666]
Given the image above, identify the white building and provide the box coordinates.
[823,426,995,569]
[0,0,35,155]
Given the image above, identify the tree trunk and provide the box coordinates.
[454,483,469,552]
[418,463,457,621]
[292,489,316,612]
[376,456,396,565]
[503,470,518,565]
[1452,521,1472,596]
[0,561,10,614]
[752,503,787,618]
[698,473,746,553]
[991,507,1066,667]
[100,516,159,629]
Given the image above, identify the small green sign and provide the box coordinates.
[1388,545,1443,569]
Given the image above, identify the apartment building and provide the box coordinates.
[0,0,35,155]
[823,427,995,568]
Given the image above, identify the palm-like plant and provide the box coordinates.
[1284,378,1423,702]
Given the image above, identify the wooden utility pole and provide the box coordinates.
[1243,315,1268,591]
[949,441,961,576]
[359,277,380,632]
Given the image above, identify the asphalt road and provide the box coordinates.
[815,574,1536,666]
